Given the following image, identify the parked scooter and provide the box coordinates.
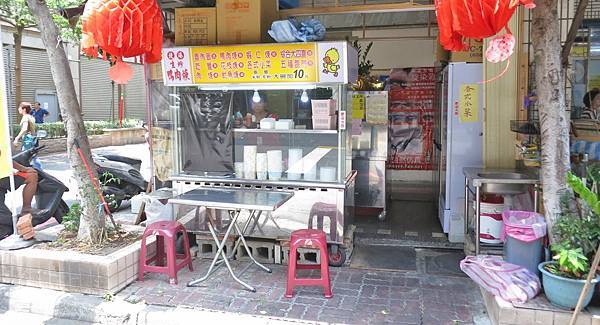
[94,154,147,212]
[0,144,70,238]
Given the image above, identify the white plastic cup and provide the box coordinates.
[287,148,303,180]
[319,167,336,182]
[234,162,244,178]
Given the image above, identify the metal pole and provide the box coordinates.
[475,185,481,255]
[568,243,600,325]
[464,177,469,239]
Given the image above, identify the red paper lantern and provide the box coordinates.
[436,0,535,52]
[81,0,163,84]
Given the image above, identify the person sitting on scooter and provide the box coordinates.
[0,160,38,214]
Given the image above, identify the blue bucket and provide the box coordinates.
[538,261,599,309]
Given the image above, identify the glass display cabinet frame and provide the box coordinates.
[148,42,357,262]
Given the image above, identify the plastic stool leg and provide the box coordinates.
[165,234,178,285]
[285,245,298,298]
[182,229,193,271]
[138,234,148,281]
[155,235,165,267]
[320,244,333,298]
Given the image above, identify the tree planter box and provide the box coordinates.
[33,127,145,156]
[103,127,145,146]
[0,226,154,295]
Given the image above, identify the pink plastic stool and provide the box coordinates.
[285,229,332,298]
[138,221,193,285]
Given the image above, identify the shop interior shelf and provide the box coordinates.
[233,128,338,134]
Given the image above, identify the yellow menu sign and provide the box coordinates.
[352,93,365,119]
[190,43,318,83]
[459,84,479,123]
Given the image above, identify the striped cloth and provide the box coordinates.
[460,255,541,303]
[571,140,600,161]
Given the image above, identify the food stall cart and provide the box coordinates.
[147,41,358,265]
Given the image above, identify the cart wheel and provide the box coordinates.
[377,210,386,221]
[328,245,346,267]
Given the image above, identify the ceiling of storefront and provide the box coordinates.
[157,0,436,30]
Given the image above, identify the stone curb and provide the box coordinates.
[0,284,325,325]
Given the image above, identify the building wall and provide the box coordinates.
[3,46,55,123]
[2,26,147,126]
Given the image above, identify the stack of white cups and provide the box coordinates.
[243,146,257,179]
[287,148,303,180]
[267,150,283,180]
[256,153,268,180]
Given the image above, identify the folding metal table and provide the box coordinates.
[169,187,293,292]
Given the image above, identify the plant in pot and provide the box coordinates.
[538,172,600,309]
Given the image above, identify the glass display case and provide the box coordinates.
[148,42,357,261]
[168,86,350,185]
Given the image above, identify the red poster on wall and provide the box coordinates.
[386,67,435,170]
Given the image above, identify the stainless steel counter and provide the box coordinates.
[463,167,540,187]
[463,167,541,255]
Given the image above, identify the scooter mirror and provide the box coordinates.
[36,130,48,138]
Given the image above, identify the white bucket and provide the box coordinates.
[479,202,504,244]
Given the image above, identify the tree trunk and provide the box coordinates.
[13,27,23,124]
[531,0,571,244]
[25,0,105,244]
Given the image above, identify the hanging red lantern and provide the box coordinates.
[436,0,535,52]
[81,0,163,84]
[435,0,535,82]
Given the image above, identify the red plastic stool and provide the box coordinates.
[308,202,338,242]
[285,229,332,298]
[138,221,193,285]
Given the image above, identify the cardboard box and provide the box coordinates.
[175,8,217,46]
[149,63,163,81]
[449,38,483,63]
[217,0,278,44]
[436,37,483,63]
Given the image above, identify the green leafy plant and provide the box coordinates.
[99,172,121,212]
[547,172,600,279]
[350,39,374,78]
[62,202,81,232]
[546,246,589,279]
[567,172,600,215]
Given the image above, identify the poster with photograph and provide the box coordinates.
[387,67,435,170]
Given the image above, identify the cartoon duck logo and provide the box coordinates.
[322,48,340,77]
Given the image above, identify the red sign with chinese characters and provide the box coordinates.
[387,67,436,170]
[189,43,318,83]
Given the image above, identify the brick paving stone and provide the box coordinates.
[169,291,193,305]
[339,296,358,310]
[295,296,329,306]
[333,287,360,297]
[390,287,421,300]
[228,298,249,311]
[358,296,390,307]
[302,306,322,319]
[255,301,291,318]
[360,284,377,298]
[323,295,343,308]
[334,282,362,291]
[374,285,391,298]
[363,278,391,286]
[285,304,307,319]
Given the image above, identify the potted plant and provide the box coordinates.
[538,172,600,309]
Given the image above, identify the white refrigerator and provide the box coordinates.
[433,62,484,243]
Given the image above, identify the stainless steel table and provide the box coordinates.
[169,187,293,292]
[463,168,540,255]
